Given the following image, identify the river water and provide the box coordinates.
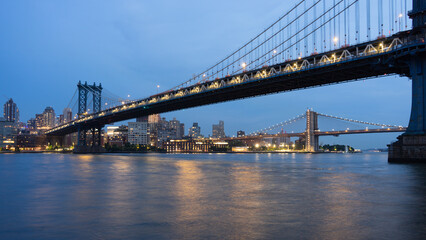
[0,153,425,239]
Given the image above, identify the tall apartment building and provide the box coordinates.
[212,120,225,138]
[4,98,19,123]
[128,116,149,145]
[189,122,202,138]
[43,107,56,128]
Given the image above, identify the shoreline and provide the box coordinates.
[0,150,376,154]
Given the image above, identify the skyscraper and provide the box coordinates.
[3,98,19,123]
[189,122,202,138]
[169,118,184,139]
[212,120,225,138]
[63,108,73,123]
[43,107,55,128]
[35,114,44,129]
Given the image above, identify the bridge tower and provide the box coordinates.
[75,81,104,153]
[305,109,319,152]
[389,0,426,162]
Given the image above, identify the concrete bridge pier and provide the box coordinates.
[74,126,105,153]
[389,52,426,162]
[389,0,426,162]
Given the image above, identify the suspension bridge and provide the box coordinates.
[223,109,406,152]
[45,0,426,162]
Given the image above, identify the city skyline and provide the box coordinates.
[0,0,412,149]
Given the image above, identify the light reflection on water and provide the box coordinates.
[0,153,425,239]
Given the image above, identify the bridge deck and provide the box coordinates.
[47,32,425,136]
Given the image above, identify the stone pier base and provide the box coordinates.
[388,135,426,163]
[73,145,106,154]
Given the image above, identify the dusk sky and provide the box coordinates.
[0,0,412,149]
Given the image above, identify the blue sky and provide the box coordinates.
[0,0,412,149]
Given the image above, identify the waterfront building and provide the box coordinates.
[16,131,46,150]
[3,98,19,123]
[128,116,149,145]
[128,115,186,147]
[164,139,228,152]
[0,117,18,148]
[106,125,128,147]
[189,122,202,138]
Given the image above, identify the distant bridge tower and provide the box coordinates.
[389,0,426,162]
[305,109,319,152]
[77,81,102,117]
[76,81,104,152]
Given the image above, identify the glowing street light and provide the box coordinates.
[333,36,339,46]
[241,62,247,70]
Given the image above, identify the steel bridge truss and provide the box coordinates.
[46,32,425,137]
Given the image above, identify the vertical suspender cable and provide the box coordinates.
[296,6,300,57]
[392,0,395,33]
[379,0,383,37]
[321,0,325,51]
[337,1,341,47]
[330,0,333,50]
[313,0,317,52]
[399,0,402,32]
[404,0,407,29]
[356,0,360,43]
[344,0,347,45]
[287,14,290,59]
[333,0,336,49]
[392,0,394,34]
[348,0,351,44]
[367,0,371,40]
[304,0,308,56]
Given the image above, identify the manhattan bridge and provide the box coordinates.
[46,0,426,162]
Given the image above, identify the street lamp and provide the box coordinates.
[241,62,247,70]
[333,37,338,47]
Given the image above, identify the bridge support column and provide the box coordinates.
[306,109,319,152]
[74,126,105,153]
[388,0,426,163]
[389,53,426,162]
